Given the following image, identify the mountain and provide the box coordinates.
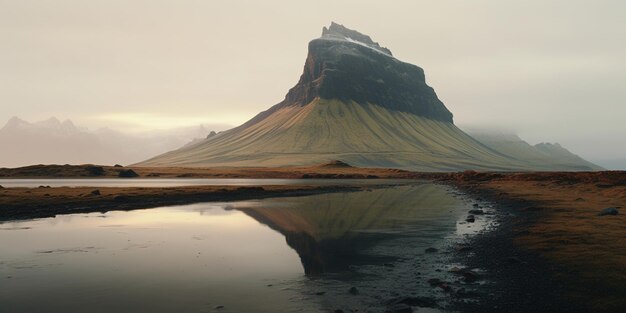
[138,23,600,171]
[0,117,213,168]
[466,130,604,171]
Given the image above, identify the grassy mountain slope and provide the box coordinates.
[139,99,597,171]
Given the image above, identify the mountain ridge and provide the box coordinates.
[0,117,214,168]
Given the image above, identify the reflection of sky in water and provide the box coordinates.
[0,183,484,313]
[0,178,418,188]
[0,205,310,313]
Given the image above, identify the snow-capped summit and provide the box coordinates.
[321,22,393,56]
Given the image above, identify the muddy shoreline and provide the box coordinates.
[442,171,626,313]
[448,184,584,313]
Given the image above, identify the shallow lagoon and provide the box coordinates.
[0,183,488,312]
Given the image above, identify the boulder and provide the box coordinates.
[85,166,105,176]
[118,169,139,178]
[598,207,619,216]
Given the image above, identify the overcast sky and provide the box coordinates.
[1,0,625,166]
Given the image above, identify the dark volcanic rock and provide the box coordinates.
[598,207,619,216]
[244,22,453,127]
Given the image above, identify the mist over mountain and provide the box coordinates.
[0,117,215,168]
[465,129,603,171]
[139,23,601,171]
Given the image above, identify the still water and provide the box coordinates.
[0,178,414,188]
[0,184,488,313]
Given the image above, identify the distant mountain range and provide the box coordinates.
[0,117,213,168]
[139,23,602,171]
[465,130,602,171]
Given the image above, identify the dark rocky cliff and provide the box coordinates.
[269,22,454,123]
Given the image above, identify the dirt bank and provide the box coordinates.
[0,184,362,221]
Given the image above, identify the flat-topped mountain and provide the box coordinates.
[138,23,600,171]
[254,22,452,125]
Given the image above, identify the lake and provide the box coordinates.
[0,183,490,312]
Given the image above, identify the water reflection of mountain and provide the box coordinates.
[240,184,462,275]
